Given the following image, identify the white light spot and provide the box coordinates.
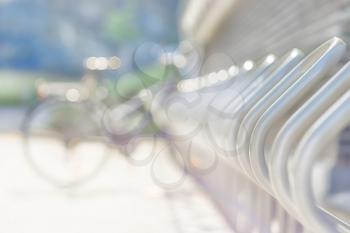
[95,57,108,70]
[173,54,187,68]
[85,57,96,70]
[109,56,121,69]
[266,54,276,64]
[66,88,80,102]
[217,69,228,81]
[291,49,301,58]
[243,60,254,71]
[228,65,239,76]
[207,72,218,84]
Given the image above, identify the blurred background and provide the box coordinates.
[0,0,178,127]
[0,1,234,233]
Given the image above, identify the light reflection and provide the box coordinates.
[207,72,218,84]
[65,88,80,102]
[217,69,228,81]
[173,54,187,68]
[243,60,254,71]
[108,56,122,69]
[95,57,109,70]
[265,54,276,64]
[85,57,97,70]
[228,65,239,76]
[177,64,239,92]
[85,56,122,70]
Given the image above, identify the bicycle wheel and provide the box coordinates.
[22,98,111,188]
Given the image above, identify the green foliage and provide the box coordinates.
[103,7,140,44]
[113,64,177,102]
[0,73,37,106]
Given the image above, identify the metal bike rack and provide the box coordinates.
[151,37,350,233]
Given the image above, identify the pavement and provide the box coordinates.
[0,133,233,233]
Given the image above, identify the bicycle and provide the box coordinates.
[21,42,200,188]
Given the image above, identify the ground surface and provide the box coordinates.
[0,133,232,233]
